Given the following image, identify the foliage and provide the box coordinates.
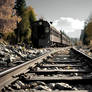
[0,0,37,45]
[28,6,37,25]
[80,15,92,45]
[14,5,37,44]
[3,32,16,44]
[15,0,26,16]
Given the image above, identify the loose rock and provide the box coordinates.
[55,82,72,90]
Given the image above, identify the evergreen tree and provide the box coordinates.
[29,7,37,25]
[15,0,26,16]
[6,0,37,45]
[14,6,37,44]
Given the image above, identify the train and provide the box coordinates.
[31,19,70,48]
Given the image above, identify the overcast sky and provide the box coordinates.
[26,0,92,38]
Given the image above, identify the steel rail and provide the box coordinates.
[0,49,61,91]
[71,47,92,67]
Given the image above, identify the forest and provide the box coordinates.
[0,0,37,45]
[80,15,92,46]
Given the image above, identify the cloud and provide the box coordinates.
[52,17,84,38]
[67,30,82,38]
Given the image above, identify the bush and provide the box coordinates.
[3,32,16,44]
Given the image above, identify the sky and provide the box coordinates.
[26,0,92,38]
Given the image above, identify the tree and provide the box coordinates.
[15,0,26,16]
[14,6,37,44]
[29,7,37,25]
[80,14,92,45]
[25,6,37,25]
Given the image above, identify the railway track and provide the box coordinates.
[1,47,92,92]
[0,48,61,91]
